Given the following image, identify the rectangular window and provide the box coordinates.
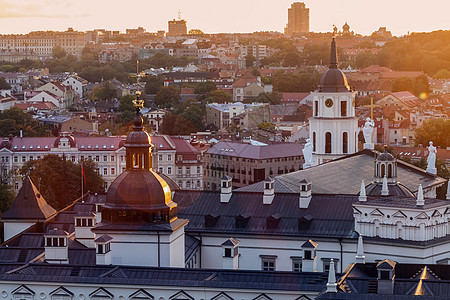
[304,250,312,260]
[178,167,182,175]
[341,101,347,117]
[262,259,276,271]
[159,167,163,173]
[14,156,18,163]
[111,168,115,175]
[103,168,107,175]
[292,259,302,272]
[168,155,172,161]
[224,248,232,257]
[159,155,163,161]
[314,101,318,117]
[95,155,100,162]
[111,155,115,162]
[103,155,108,162]
[167,167,172,175]
[186,168,190,175]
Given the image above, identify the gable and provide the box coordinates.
[169,291,194,300]
[415,212,429,220]
[89,288,113,299]
[211,292,234,300]
[393,210,407,218]
[252,294,274,300]
[50,286,74,297]
[369,208,384,217]
[12,285,35,296]
[432,210,442,217]
[129,289,154,300]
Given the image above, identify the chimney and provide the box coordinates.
[381,175,389,196]
[377,259,396,294]
[359,180,367,202]
[220,176,233,203]
[222,238,240,270]
[263,177,275,205]
[301,239,318,272]
[95,202,103,223]
[299,179,312,208]
[74,212,96,248]
[44,228,69,264]
[416,184,424,206]
[355,235,365,264]
[95,235,112,265]
[326,259,337,293]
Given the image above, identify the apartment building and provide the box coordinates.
[0,28,86,61]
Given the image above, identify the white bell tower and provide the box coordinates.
[309,36,358,166]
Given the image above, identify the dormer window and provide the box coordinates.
[97,242,111,254]
[45,237,66,247]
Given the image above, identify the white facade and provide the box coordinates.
[63,75,87,98]
[309,91,358,166]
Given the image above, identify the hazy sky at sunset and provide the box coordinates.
[0,0,448,36]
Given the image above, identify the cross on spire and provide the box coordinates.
[363,97,381,119]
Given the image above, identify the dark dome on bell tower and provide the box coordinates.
[103,92,178,223]
[318,36,351,93]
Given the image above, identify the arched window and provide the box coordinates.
[388,164,392,178]
[381,164,386,177]
[342,132,348,154]
[312,132,316,152]
[325,132,332,154]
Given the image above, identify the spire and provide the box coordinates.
[381,175,389,196]
[356,235,365,264]
[326,259,337,293]
[359,180,367,202]
[416,184,424,206]
[329,36,338,69]
[1,176,56,220]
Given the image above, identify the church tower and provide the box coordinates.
[309,37,358,166]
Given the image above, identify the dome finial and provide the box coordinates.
[132,91,144,128]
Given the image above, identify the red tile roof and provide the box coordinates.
[281,92,310,103]
[391,91,423,108]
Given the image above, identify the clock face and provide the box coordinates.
[325,98,333,108]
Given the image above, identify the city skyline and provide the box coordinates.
[0,0,449,36]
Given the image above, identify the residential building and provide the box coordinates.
[62,75,88,98]
[377,91,424,110]
[167,19,187,36]
[232,75,263,102]
[142,108,168,132]
[284,2,310,34]
[204,140,303,190]
[35,80,75,108]
[206,102,270,131]
[0,28,86,61]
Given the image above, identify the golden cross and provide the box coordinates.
[363,97,381,119]
[129,60,148,93]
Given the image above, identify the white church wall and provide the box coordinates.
[169,226,186,267]
[3,221,36,241]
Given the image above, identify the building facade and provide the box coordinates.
[167,19,187,36]
[284,2,310,34]
[204,141,303,190]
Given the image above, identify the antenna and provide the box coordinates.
[129,60,148,94]
[178,9,182,20]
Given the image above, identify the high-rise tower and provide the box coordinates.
[285,2,310,34]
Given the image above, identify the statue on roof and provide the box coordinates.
[302,138,313,169]
[362,117,375,149]
[426,141,437,174]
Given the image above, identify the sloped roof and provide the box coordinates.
[236,150,444,195]
[1,177,56,220]
[206,141,303,160]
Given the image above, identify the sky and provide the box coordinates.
[0,0,449,36]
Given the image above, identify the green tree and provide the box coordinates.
[20,155,104,209]
[91,82,118,101]
[355,52,379,68]
[160,112,197,135]
[144,76,164,94]
[283,50,302,67]
[179,105,204,131]
[205,90,232,103]
[52,45,67,59]
[118,94,137,124]
[0,160,14,213]
[0,107,48,137]
[414,118,450,148]
[0,77,11,90]
[194,82,216,101]
[391,75,430,96]
[245,54,256,68]
[257,122,275,130]
[154,86,180,109]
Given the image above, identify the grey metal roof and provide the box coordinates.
[0,263,329,292]
[176,191,357,239]
[206,141,303,160]
[236,150,445,195]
